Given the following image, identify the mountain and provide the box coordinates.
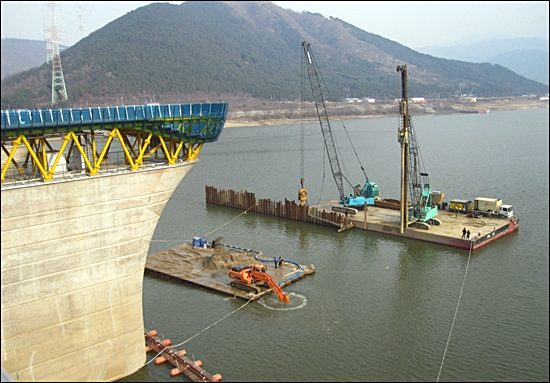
[417,38,549,85]
[1,38,68,80]
[486,49,548,86]
[1,1,548,110]
[1,39,48,80]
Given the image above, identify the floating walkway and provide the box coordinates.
[145,329,222,381]
[205,186,520,251]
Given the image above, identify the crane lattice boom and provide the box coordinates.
[301,41,346,201]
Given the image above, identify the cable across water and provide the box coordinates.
[436,239,474,381]
[144,296,254,367]
[202,202,258,239]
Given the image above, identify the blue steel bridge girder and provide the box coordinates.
[1,103,228,143]
[1,103,228,184]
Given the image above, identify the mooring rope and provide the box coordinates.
[172,296,253,348]
[143,203,261,366]
[202,202,258,239]
[155,200,259,247]
[436,238,473,381]
[144,296,254,366]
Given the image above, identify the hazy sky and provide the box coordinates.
[1,1,548,49]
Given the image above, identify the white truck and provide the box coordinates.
[473,197,514,218]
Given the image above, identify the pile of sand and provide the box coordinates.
[201,247,252,271]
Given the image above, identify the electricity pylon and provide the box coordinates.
[45,2,68,105]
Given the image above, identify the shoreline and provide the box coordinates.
[224,100,548,128]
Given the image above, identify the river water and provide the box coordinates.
[120,108,549,382]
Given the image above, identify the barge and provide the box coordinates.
[145,241,315,301]
[205,187,519,251]
[317,200,519,251]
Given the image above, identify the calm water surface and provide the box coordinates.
[121,108,549,382]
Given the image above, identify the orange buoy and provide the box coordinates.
[163,339,171,346]
[148,330,158,337]
[178,350,187,356]
[170,368,182,377]
[194,360,203,367]
[212,373,223,381]
[154,356,166,365]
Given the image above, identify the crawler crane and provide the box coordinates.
[301,41,379,215]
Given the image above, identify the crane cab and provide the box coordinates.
[251,264,267,273]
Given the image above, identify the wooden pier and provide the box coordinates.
[145,329,222,381]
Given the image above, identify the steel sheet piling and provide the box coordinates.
[205,185,344,228]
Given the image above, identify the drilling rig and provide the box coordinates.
[396,65,439,232]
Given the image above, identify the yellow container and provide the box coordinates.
[449,199,472,213]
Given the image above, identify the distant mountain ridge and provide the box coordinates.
[1,2,548,109]
[1,39,48,80]
[1,38,68,80]
[417,38,549,85]
[487,49,548,86]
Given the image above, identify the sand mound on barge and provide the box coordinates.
[201,247,254,271]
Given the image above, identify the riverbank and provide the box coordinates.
[224,97,548,128]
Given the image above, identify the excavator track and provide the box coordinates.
[409,221,431,230]
[426,218,441,225]
[332,205,359,215]
[230,281,261,295]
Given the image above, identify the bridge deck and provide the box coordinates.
[1,103,228,143]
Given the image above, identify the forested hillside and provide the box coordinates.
[1,1,547,109]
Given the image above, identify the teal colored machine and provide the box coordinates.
[397,65,439,228]
[410,183,438,222]
[302,40,379,213]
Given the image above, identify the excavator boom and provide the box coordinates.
[250,271,290,303]
[229,264,290,302]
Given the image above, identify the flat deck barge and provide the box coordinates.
[318,200,519,250]
[205,186,519,251]
[145,242,315,301]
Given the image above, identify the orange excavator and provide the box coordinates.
[229,264,290,302]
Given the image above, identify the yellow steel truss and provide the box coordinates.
[1,128,203,182]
